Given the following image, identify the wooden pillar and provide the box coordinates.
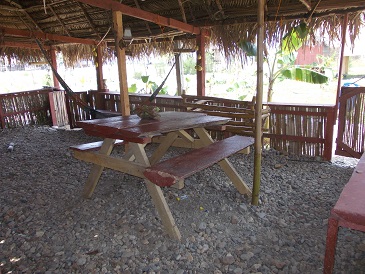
[196,33,205,96]
[95,45,105,91]
[251,0,265,206]
[113,10,130,116]
[175,53,184,95]
[50,48,59,88]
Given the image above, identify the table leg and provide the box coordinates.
[83,138,116,198]
[193,127,252,195]
[130,143,181,240]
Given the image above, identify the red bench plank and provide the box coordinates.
[143,135,254,187]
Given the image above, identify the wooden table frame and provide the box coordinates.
[72,112,252,240]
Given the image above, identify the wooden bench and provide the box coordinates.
[70,140,124,152]
[182,94,270,137]
[323,154,365,273]
[143,135,254,187]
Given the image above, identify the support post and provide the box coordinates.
[196,33,205,96]
[251,0,265,206]
[175,53,184,95]
[96,45,105,91]
[113,10,130,116]
[50,48,59,89]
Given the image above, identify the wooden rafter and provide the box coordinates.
[75,0,200,35]
[299,0,311,11]
[177,0,187,23]
[76,2,101,39]
[1,41,51,50]
[1,27,97,45]
[133,0,152,35]
[48,5,72,36]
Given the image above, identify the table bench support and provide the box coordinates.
[194,127,251,195]
[130,143,182,240]
[324,217,339,274]
[83,138,115,198]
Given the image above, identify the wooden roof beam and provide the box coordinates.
[1,41,51,50]
[75,0,200,35]
[1,27,97,45]
[299,0,311,11]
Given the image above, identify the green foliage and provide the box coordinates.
[239,41,257,57]
[128,83,137,93]
[281,22,308,54]
[238,94,248,100]
[183,55,196,75]
[281,67,329,84]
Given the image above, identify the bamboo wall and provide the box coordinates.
[266,102,336,160]
[0,88,52,128]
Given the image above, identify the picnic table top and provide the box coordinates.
[76,111,231,143]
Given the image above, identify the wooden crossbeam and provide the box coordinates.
[0,27,97,45]
[75,0,200,35]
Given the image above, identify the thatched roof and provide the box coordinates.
[0,0,364,66]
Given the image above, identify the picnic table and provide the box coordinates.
[71,111,254,240]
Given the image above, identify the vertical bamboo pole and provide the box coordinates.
[113,10,130,116]
[251,0,265,206]
[196,33,205,96]
[96,45,105,91]
[335,14,348,120]
[175,53,184,95]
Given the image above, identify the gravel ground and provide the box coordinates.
[0,126,364,274]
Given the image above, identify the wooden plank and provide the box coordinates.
[144,135,254,187]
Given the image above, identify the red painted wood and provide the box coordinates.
[323,217,339,274]
[77,112,230,143]
[332,156,365,225]
[323,153,365,273]
[76,0,200,35]
[1,27,96,45]
[70,140,124,151]
[144,135,254,187]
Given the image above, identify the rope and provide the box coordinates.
[35,38,99,117]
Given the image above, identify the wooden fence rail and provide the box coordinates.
[0,89,336,160]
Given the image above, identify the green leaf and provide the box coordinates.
[141,76,149,83]
[281,22,308,54]
[239,41,257,56]
[128,83,137,93]
[281,67,329,84]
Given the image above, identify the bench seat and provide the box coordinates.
[323,154,365,273]
[143,135,254,187]
[70,140,124,151]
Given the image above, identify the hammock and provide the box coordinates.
[35,39,175,119]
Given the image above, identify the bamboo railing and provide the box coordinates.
[336,87,365,158]
[0,89,337,160]
[266,102,336,161]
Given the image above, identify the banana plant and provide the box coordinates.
[240,22,329,102]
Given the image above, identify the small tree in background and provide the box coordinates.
[240,22,329,102]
